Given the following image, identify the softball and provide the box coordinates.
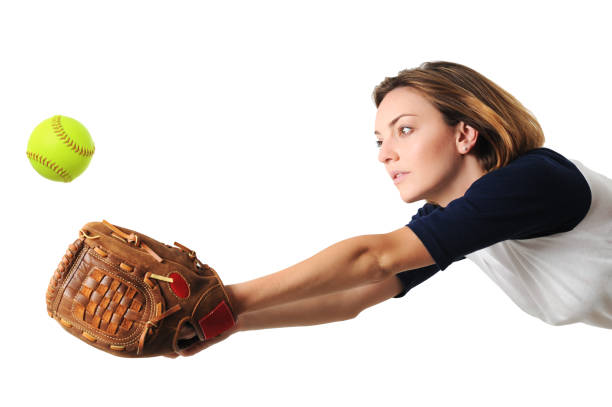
[26,115,95,182]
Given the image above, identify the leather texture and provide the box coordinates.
[46,220,236,358]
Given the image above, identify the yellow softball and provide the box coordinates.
[26,115,95,182]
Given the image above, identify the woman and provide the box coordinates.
[174,61,611,357]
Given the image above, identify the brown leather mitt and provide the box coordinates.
[46,220,236,358]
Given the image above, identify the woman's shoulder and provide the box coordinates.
[464,146,591,235]
[470,146,586,193]
[516,146,577,168]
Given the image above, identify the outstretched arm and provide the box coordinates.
[173,226,435,357]
[238,273,404,330]
[228,226,434,314]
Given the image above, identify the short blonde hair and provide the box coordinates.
[372,61,545,173]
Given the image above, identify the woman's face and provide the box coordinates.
[374,86,478,206]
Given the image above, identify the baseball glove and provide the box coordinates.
[46,220,236,358]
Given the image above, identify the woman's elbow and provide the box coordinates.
[370,228,436,276]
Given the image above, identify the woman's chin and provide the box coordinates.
[398,189,420,204]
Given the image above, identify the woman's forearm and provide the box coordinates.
[236,286,358,330]
[235,275,402,331]
[227,234,384,314]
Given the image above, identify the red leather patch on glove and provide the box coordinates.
[169,272,190,298]
[198,301,235,340]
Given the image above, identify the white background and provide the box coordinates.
[1,1,611,406]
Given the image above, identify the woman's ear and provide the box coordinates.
[455,121,479,153]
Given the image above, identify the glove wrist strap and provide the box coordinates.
[191,287,236,341]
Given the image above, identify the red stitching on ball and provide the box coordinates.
[51,115,95,158]
[26,151,72,182]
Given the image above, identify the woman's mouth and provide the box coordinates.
[393,172,409,184]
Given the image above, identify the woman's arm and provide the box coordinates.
[173,227,433,357]
[228,226,434,315]
[227,235,383,314]
[177,274,404,357]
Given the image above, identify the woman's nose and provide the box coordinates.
[378,138,398,163]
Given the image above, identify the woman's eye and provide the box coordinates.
[400,126,412,135]
[376,127,412,148]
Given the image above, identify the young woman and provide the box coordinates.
[174,61,611,357]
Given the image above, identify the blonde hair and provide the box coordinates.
[372,61,545,174]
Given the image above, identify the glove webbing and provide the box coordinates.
[80,221,185,355]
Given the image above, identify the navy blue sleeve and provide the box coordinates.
[394,204,449,298]
[406,148,592,271]
[394,264,441,298]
